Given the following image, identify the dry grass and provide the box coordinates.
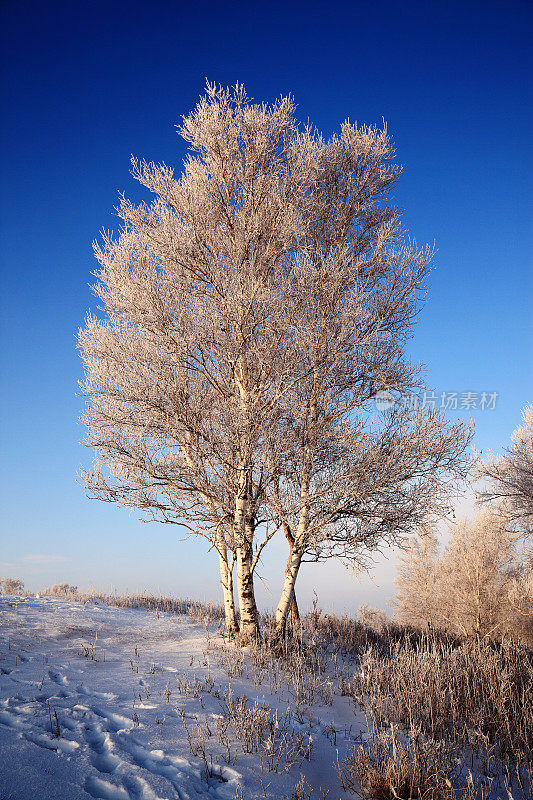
[338,722,494,800]
[218,686,312,772]
[348,635,532,761]
[39,584,225,623]
[212,608,532,799]
[177,676,312,775]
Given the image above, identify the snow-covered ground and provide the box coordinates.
[0,596,360,799]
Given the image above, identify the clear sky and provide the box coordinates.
[1,0,531,612]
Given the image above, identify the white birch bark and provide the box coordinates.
[275,546,303,632]
[236,543,260,641]
[216,529,239,637]
[233,469,260,640]
[274,390,316,633]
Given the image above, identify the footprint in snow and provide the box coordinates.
[84,775,129,800]
[24,729,80,754]
[84,724,121,774]
[0,709,25,729]
[89,706,135,732]
[77,683,117,701]
[48,668,68,686]
[0,706,80,754]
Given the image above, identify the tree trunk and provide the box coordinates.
[283,522,300,623]
[180,441,239,635]
[217,543,239,638]
[274,387,315,636]
[233,461,260,643]
[236,544,260,642]
[275,546,302,634]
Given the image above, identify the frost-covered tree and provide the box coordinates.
[398,511,525,639]
[506,549,533,621]
[478,405,533,536]
[394,528,440,629]
[263,126,472,634]
[441,511,529,638]
[79,83,472,641]
[79,84,316,640]
[395,511,533,642]
[0,578,24,596]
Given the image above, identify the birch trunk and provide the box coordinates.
[180,438,239,635]
[236,543,260,641]
[275,389,317,634]
[283,522,300,623]
[275,545,303,632]
[232,352,261,641]
[233,471,260,641]
[216,531,239,637]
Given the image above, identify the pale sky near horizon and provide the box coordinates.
[1,0,531,613]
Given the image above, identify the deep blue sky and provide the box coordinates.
[1,0,531,609]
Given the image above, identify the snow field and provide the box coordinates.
[0,596,358,799]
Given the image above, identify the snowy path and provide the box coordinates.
[0,596,356,799]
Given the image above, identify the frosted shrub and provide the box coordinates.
[0,577,24,595]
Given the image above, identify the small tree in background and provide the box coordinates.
[0,578,24,596]
[478,405,533,537]
[394,528,440,630]
[438,510,515,638]
[394,510,532,642]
